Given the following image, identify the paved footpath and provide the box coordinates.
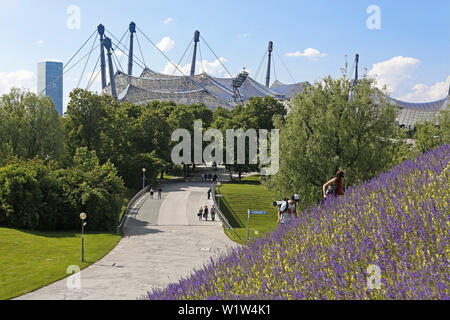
[17,180,237,300]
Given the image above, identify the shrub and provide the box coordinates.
[0,150,125,232]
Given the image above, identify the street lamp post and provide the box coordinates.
[216,182,222,209]
[80,212,87,262]
[142,168,146,190]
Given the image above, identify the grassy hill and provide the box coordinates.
[147,144,449,300]
[219,176,278,243]
[0,228,121,300]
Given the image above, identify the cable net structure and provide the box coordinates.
[104,68,308,110]
[51,22,448,127]
[99,24,311,110]
[391,96,449,130]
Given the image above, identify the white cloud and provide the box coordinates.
[368,56,449,102]
[163,17,174,24]
[37,40,45,45]
[44,58,64,63]
[0,70,36,95]
[285,48,327,58]
[398,76,450,102]
[156,36,175,52]
[163,57,229,77]
[368,56,421,93]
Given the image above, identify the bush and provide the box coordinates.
[0,162,42,229]
[0,150,125,232]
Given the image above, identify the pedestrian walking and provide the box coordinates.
[323,170,345,200]
[203,205,209,221]
[207,188,212,200]
[198,207,204,221]
[278,195,298,225]
[158,188,162,199]
[211,205,216,221]
[150,188,155,199]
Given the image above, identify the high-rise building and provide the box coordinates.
[37,61,63,115]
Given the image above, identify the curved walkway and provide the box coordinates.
[17,180,237,300]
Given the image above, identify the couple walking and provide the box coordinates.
[149,188,162,199]
[198,205,216,221]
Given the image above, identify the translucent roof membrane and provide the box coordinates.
[104,68,308,109]
[103,69,448,128]
[391,96,449,129]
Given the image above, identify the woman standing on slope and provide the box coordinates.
[323,170,345,199]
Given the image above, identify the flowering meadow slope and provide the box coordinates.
[148,145,449,300]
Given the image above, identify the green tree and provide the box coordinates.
[0,88,65,163]
[212,97,287,180]
[265,75,403,208]
[413,107,450,153]
[62,89,113,158]
[414,121,441,154]
[437,107,450,143]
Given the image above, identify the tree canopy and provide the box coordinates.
[0,88,65,165]
[264,75,405,208]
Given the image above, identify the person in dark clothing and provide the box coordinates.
[158,189,162,199]
[207,188,212,200]
[203,205,209,221]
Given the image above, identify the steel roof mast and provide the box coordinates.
[265,41,273,87]
[190,31,200,76]
[128,22,136,76]
[97,24,107,90]
[103,37,117,99]
[354,53,359,85]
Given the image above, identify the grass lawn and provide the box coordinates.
[219,176,279,244]
[0,227,121,300]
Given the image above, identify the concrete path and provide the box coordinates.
[17,180,237,300]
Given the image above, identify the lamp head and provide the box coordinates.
[80,212,87,221]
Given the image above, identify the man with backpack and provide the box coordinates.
[278,195,298,225]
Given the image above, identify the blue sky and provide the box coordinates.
[0,0,449,111]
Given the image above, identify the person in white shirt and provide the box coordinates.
[278,195,298,225]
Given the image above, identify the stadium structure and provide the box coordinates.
[44,22,449,130]
[100,24,308,110]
